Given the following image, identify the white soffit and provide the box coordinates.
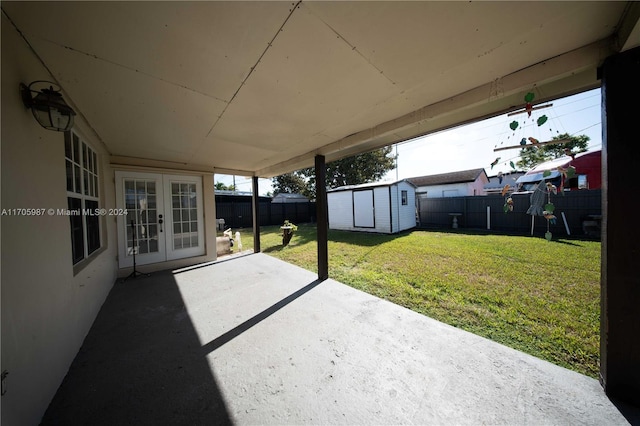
[2,1,632,177]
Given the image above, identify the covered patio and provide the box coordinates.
[3,2,640,424]
[42,253,635,425]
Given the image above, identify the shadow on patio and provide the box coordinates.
[41,264,233,425]
[42,253,634,425]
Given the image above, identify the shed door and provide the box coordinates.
[353,190,375,228]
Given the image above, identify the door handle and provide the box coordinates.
[159,214,163,232]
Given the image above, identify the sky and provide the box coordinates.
[215,88,602,195]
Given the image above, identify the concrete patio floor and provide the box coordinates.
[42,253,637,425]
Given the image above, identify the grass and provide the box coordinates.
[235,224,601,378]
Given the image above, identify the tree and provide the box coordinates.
[516,133,589,170]
[272,146,397,199]
[271,172,309,196]
[214,181,236,191]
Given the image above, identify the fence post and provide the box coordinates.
[487,206,490,230]
[561,212,570,235]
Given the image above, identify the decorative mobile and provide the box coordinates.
[537,115,548,126]
[492,91,570,156]
[524,179,565,240]
[524,92,535,116]
[564,148,576,160]
[502,184,513,213]
[489,89,579,238]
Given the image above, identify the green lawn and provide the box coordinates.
[236,224,601,378]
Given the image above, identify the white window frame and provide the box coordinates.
[65,129,101,265]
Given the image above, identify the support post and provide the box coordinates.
[252,176,261,254]
[600,45,640,405]
[315,155,329,281]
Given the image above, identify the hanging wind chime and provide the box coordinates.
[491,91,578,240]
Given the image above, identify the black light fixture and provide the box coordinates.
[20,81,76,132]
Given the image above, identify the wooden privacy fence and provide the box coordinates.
[417,189,601,237]
[215,199,316,229]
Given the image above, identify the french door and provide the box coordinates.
[115,171,204,268]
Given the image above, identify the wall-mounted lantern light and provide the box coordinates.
[20,81,76,132]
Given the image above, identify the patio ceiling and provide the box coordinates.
[3,1,639,177]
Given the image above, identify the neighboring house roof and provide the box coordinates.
[484,171,526,192]
[272,193,309,202]
[328,179,416,193]
[407,168,487,187]
[215,190,254,196]
[273,192,308,199]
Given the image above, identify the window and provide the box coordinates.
[578,175,588,189]
[65,130,100,264]
[401,190,408,205]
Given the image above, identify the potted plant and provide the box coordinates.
[280,220,298,246]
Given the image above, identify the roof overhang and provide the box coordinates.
[3,1,638,177]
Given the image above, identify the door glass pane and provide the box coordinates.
[138,238,148,254]
[149,238,158,253]
[171,180,199,251]
[148,225,157,239]
[124,178,160,257]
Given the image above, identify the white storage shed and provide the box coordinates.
[328,180,417,234]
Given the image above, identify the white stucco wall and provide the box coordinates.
[1,22,223,425]
[1,17,118,425]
